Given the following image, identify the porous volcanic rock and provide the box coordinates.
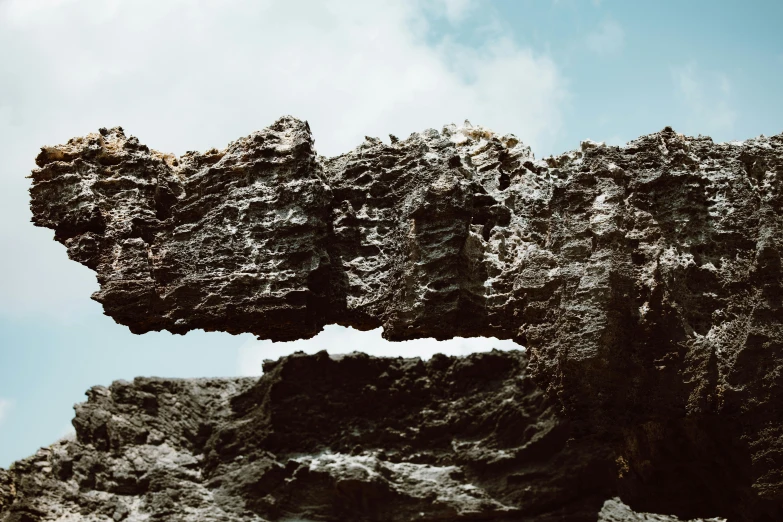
[0,350,723,522]
[25,118,783,520]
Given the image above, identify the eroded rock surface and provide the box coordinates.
[24,118,783,519]
[0,350,724,522]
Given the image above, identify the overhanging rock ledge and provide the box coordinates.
[17,117,783,521]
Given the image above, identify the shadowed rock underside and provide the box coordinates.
[16,117,783,520]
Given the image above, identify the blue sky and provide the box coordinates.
[0,0,781,468]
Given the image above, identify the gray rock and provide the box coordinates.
[23,118,783,520]
[598,498,725,522]
[0,350,723,521]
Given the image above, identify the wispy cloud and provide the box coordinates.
[0,399,13,427]
[428,0,477,24]
[586,19,624,56]
[672,63,736,136]
[237,325,522,377]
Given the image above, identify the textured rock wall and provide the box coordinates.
[0,351,725,522]
[23,118,783,520]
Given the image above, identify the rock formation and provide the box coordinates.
[12,117,783,520]
[0,350,725,522]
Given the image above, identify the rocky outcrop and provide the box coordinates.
[0,350,724,522]
[24,118,783,520]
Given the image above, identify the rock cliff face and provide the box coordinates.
[0,351,724,522]
[18,117,783,520]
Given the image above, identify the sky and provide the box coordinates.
[0,0,781,468]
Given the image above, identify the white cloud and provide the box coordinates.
[237,325,522,376]
[0,0,567,322]
[0,399,13,427]
[586,19,624,56]
[671,63,736,136]
[429,0,477,24]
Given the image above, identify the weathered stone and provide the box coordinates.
[598,498,726,522]
[0,351,727,522]
[20,118,783,520]
[30,119,330,339]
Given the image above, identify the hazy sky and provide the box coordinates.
[1,0,781,467]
